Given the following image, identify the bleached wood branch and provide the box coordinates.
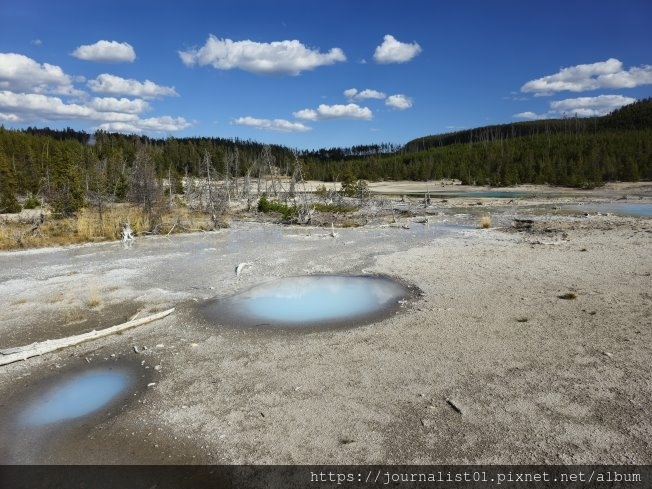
[0,308,175,366]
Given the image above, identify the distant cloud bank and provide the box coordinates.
[514,94,637,119]
[515,58,648,121]
[521,58,652,95]
[232,116,311,132]
[0,51,188,134]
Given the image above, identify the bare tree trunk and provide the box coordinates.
[223,151,230,203]
[262,145,277,197]
[168,165,173,208]
[0,308,174,366]
[234,147,239,198]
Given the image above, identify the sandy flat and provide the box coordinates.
[0,184,650,465]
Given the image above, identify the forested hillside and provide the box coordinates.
[302,98,652,186]
[1,99,650,215]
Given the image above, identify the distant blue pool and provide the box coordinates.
[401,190,534,199]
[18,369,131,426]
[567,202,652,217]
[202,275,410,328]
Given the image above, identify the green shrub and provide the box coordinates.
[257,194,296,219]
[23,194,41,209]
[315,184,329,200]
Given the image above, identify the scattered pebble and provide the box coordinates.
[446,398,464,415]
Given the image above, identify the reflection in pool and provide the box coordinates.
[202,275,411,328]
[18,368,131,426]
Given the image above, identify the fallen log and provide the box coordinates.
[0,308,175,366]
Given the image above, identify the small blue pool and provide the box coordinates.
[18,368,131,426]
[201,275,411,328]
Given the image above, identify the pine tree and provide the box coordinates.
[0,151,21,213]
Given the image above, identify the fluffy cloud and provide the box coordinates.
[293,103,372,121]
[344,88,386,100]
[521,58,652,95]
[87,74,178,99]
[88,97,149,114]
[179,35,346,75]
[232,116,311,132]
[385,94,413,110]
[0,53,78,95]
[97,116,191,133]
[0,50,187,134]
[514,94,636,119]
[373,35,422,64]
[72,40,136,63]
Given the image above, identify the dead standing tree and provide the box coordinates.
[223,146,240,199]
[201,150,229,229]
[127,148,164,233]
[261,144,285,197]
[291,153,313,224]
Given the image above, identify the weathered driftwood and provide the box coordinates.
[0,308,175,366]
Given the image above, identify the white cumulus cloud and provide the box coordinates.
[88,74,178,99]
[293,103,372,121]
[178,35,346,75]
[373,35,422,64]
[385,94,413,110]
[232,116,311,132]
[0,53,78,95]
[521,58,652,95]
[345,88,386,100]
[72,40,136,63]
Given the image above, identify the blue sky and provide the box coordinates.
[1,0,651,149]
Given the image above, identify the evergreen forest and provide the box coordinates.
[1,98,650,215]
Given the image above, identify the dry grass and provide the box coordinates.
[480,214,492,229]
[76,206,151,241]
[64,308,86,324]
[87,283,102,308]
[0,204,214,250]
